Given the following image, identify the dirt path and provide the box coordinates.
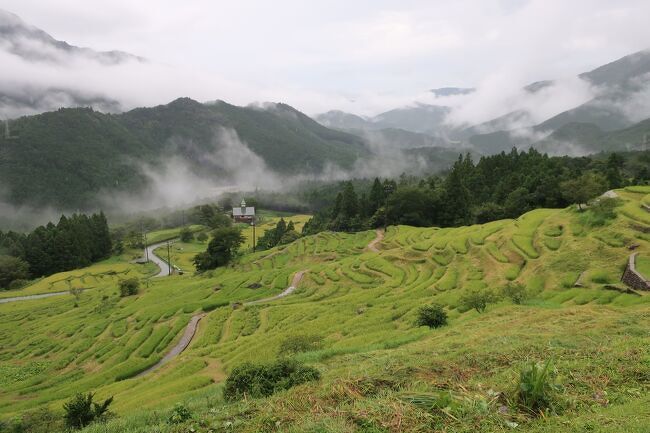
[136,313,205,377]
[366,228,385,252]
[146,240,175,277]
[244,271,306,306]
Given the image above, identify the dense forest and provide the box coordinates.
[302,149,647,234]
[0,213,112,289]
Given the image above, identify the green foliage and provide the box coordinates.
[63,392,113,429]
[415,304,448,328]
[0,212,111,284]
[278,334,324,356]
[193,227,245,271]
[196,232,208,242]
[179,227,194,243]
[1,408,61,433]
[257,218,301,250]
[561,172,608,210]
[502,282,529,304]
[167,403,192,424]
[513,359,562,415]
[459,288,499,313]
[0,255,30,290]
[118,278,139,297]
[223,359,320,401]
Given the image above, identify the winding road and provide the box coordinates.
[146,240,174,277]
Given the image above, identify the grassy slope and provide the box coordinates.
[1,195,649,431]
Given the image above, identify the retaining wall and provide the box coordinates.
[621,253,650,291]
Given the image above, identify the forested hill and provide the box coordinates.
[0,98,368,209]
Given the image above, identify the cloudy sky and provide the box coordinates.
[3,0,650,115]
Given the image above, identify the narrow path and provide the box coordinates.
[366,228,385,252]
[244,271,306,306]
[146,240,175,277]
[137,270,306,377]
[0,290,70,304]
[136,313,205,377]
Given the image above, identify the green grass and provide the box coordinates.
[1,199,650,433]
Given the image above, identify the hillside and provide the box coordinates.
[1,188,649,432]
[0,99,369,208]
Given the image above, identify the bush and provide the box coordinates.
[223,359,320,401]
[118,278,139,297]
[0,255,30,290]
[502,282,528,304]
[415,304,448,328]
[179,227,194,243]
[63,392,113,430]
[513,359,562,415]
[278,334,324,356]
[459,288,498,313]
[167,403,192,424]
[3,408,61,433]
[196,232,208,242]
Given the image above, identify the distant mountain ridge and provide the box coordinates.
[0,9,142,117]
[0,98,369,208]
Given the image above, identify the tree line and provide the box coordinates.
[303,149,635,234]
[0,212,112,289]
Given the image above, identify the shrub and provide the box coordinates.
[278,334,324,356]
[415,304,448,328]
[118,278,139,297]
[179,227,194,243]
[196,232,208,242]
[223,359,320,401]
[502,282,529,304]
[63,392,113,429]
[0,255,30,290]
[167,403,192,424]
[459,288,498,313]
[4,408,61,433]
[513,359,562,415]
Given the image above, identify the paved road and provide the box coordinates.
[0,291,70,304]
[146,240,174,277]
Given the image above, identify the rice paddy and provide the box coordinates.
[1,192,649,432]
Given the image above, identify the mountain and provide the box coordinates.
[371,103,451,134]
[430,87,475,97]
[0,98,369,208]
[314,110,375,131]
[0,9,142,117]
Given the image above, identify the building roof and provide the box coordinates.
[233,206,255,217]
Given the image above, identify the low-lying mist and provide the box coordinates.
[0,127,443,231]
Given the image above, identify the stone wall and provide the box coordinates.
[621,253,650,291]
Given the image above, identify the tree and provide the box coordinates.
[196,232,208,242]
[561,172,608,211]
[179,227,193,243]
[194,227,245,271]
[63,392,113,430]
[118,278,139,297]
[459,288,498,313]
[416,304,448,328]
[0,255,30,289]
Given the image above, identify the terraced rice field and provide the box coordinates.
[1,191,649,431]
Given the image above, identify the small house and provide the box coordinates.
[232,199,255,223]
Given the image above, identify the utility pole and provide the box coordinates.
[144,232,149,262]
[167,241,172,276]
[252,220,256,252]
